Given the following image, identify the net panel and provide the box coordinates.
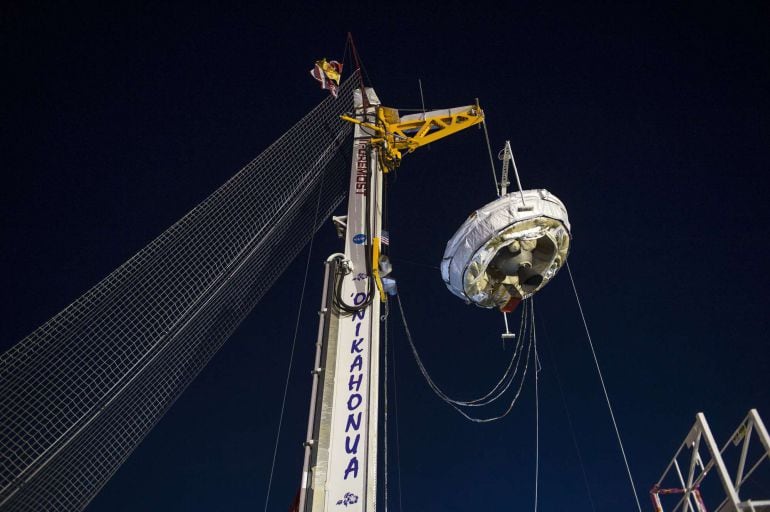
[0,73,359,511]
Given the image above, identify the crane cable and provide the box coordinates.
[482,120,500,195]
[566,262,643,512]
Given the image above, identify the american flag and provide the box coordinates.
[380,230,390,246]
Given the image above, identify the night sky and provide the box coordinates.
[2,3,769,511]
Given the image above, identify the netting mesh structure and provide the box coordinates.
[0,73,359,511]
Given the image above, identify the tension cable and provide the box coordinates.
[566,262,642,512]
[263,164,327,512]
[537,311,597,511]
[533,300,541,512]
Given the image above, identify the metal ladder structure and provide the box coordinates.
[651,409,770,512]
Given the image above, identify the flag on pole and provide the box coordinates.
[380,230,389,246]
[310,58,343,98]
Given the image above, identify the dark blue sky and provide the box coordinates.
[2,2,768,511]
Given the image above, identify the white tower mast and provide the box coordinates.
[298,77,484,512]
[299,87,384,512]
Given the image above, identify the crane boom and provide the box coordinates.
[341,102,484,172]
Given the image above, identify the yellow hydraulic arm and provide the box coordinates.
[341,101,484,172]
[342,100,485,302]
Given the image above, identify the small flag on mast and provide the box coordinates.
[310,59,343,98]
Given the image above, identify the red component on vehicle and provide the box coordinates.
[500,296,521,313]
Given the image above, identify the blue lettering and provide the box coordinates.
[341,288,369,482]
[346,412,362,432]
[348,372,363,392]
[345,434,360,454]
[344,457,359,480]
[350,355,363,372]
[347,393,362,411]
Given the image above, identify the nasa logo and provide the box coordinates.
[352,234,367,245]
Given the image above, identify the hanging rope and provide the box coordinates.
[263,166,327,512]
[460,307,528,407]
[398,293,526,406]
[391,309,405,512]
[383,300,390,512]
[566,262,643,512]
[396,293,534,422]
[533,298,541,512]
[401,294,528,408]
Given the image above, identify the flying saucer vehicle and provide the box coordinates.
[441,189,571,312]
